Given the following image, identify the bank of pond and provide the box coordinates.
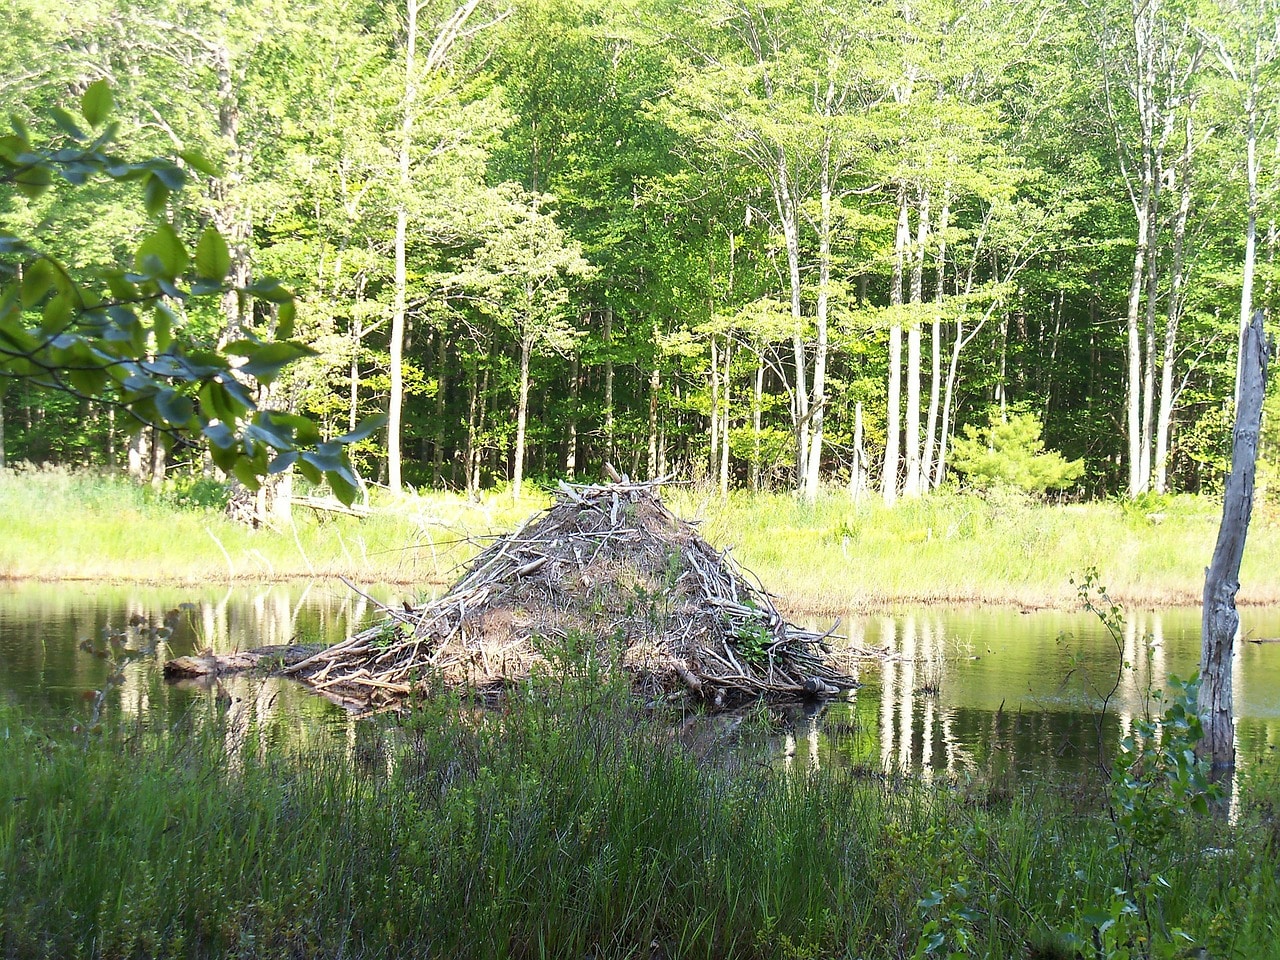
[3,581,1280,957]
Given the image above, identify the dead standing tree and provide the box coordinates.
[1199,308,1271,769]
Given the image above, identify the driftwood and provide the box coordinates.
[1199,308,1271,770]
[163,644,321,679]
[273,480,871,710]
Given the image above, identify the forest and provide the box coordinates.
[2,0,1277,504]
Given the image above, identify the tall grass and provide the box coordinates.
[3,673,1278,959]
[0,465,542,586]
[670,485,1280,609]
[3,466,1278,607]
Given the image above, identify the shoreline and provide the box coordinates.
[4,570,1279,614]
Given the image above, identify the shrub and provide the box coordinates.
[949,408,1084,496]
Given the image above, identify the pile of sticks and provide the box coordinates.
[286,480,865,709]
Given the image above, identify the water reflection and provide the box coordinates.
[4,583,1280,777]
[778,605,1280,778]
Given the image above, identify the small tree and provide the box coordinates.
[449,187,593,499]
[948,408,1084,495]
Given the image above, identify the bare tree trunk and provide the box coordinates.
[751,354,764,492]
[149,429,166,488]
[1199,309,1270,769]
[565,352,579,479]
[1235,73,1260,414]
[882,187,909,505]
[720,338,732,498]
[389,0,486,493]
[803,132,834,503]
[647,322,661,479]
[709,336,720,477]
[922,188,949,489]
[127,430,150,481]
[513,336,531,499]
[1140,196,1161,492]
[434,331,447,486]
[904,188,930,497]
[388,1,419,494]
[1156,108,1194,493]
[603,304,615,463]
[849,401,865,502]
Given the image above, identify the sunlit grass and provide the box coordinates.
[3,467,1278,607]
[2,676,1277,959]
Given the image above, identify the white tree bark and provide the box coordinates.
[882,188,910,505]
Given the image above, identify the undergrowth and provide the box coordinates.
[2,659,1278,960]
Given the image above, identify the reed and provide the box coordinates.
[2,671,1277,959]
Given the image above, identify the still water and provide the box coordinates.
[3,582,1280,776]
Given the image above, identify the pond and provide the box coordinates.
[3,581,1279,777]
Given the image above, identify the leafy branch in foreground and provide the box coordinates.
[0,80,381,503]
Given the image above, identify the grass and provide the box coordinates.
[3,466,1279,608]
[0,465,543,587]
[3,668,1280,960]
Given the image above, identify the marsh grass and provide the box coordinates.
[4,467,1279,608]
[3,668,1279,960]
[0,466,543,585]
[669,485,1280,610]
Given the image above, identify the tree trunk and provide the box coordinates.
[751,354,763,491]
[647,322,661,479]
[388,0,420,495]
[904,189,929,498]
[709,336,720,477]
[803,132,834,503]
[720,338,732,498]
[565,351,579,479]
[434,330,447,486]
[1234,67,1260,414]
[1199,308,1270,769]
[922,188,949,489]
[603,304,615,463]
[849,401,865,502]
[513,336,531,499]
[1156,108,1194,494]
[882,187,909,505]
[0,392,5,470]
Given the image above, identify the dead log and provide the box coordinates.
[163,644,321,679]
[1199,308,1271,770]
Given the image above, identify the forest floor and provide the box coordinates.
[3,466,1279,608]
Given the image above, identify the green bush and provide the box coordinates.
[950,408,1085,496]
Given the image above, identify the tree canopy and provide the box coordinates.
[2,0,1275,502]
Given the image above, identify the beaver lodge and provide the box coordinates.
[167,479,868,711]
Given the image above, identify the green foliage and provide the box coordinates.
[949,408,1085,496]
[1068,572,1221,959]
[0,84,378,503]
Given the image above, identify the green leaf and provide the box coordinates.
[153,303,174,352]
[80,80,113,127]
[235,340,314,383]
[142,174,170,215]
[247,278,292,303]
[20,259,56,307]
[41,292,73,332]
[232,457,263,490]
[14,163,51,199]
[325,467,358,505]
[49,107,86,139]
[195,227,232,281]
[134,224,188,279]
[275,298,296,339]
[335,413,388,444]
[156,389,194,425]
[179,149,221,177]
